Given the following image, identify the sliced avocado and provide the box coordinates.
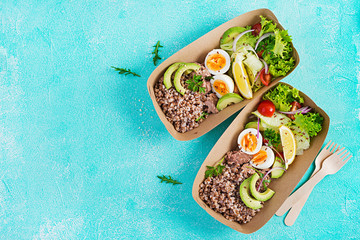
[271,157,286,178]
[220,27,247,51]
[239,177,262,210]
[245,121,265,131]
[173,63,201,95]
[249,173,275,201]
[252,110,291,128]
[163,62,184,89]
[216,93,243,111]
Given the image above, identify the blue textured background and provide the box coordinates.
[0,0,359,239]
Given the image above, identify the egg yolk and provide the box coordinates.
[213,80,229,96]
[241,132,258,152]
[252,150,268,165]
[206,53,226,71]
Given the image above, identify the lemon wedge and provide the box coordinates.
[232,54,253,99]
[279,125,296,169]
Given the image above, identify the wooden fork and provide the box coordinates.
[276,141,342,218]
[275,149,351,219]
[283,142,344,225]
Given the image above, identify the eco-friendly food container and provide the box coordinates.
[192,83,330,233]
[147,9,300,141]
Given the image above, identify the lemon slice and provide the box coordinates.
[232,54,253,99]
[279,125,296,169]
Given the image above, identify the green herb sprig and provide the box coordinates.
[186,74,205,93]
[157,175,182,185]
[111,66,141,77]
[152,41,163,66]
[195,112,209,122]
[264,129,281,148]
[205,158,225,178]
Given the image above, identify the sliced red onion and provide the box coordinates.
[232,29,255,52]
[254,67,264,83]
[260,59,269,74]
[257,117,260,139]
[256,167,287,192]
[255,32,275,50]
[279,106,312,115]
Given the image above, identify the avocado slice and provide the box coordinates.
[271,157,286,178]
[249,173,275,201]
[240,177,262,209]
[163,62,184,89]
[252,110,291,128]
[173,63,201,95]
[220,27,247,51]
[216,93,243,111]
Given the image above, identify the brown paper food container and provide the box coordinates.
[147,9,300,141]
[192,82,330,234]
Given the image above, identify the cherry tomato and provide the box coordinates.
[252,23,261,36]
[257,50,264,58]
[260,69,272,86]
[257,100,275,117]
[288,101,302,120]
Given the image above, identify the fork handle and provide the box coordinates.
[284,184,315,226]
[276,169,327,216]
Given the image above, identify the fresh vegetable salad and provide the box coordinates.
[154,16,295,133]
[199,84,323,223]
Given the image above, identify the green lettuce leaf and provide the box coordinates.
[259,15,277,36]
[293,112,323,137]
[273,29,293,58]
[263,83,304,111]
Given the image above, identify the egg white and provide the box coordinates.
[210,74,235,98]
[205,49,231,75]
[250,146,275,170]
[238,128,262,155]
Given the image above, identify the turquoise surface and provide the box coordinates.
[1,0,359,239]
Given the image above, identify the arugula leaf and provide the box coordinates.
[263,83,304,111]
[152,41,163,66]
[157,175,182,185]
[205,158,225,178]
[293,112,323,137]
[264,129,281,147]
[186,74,205,93]
[111,66,141,77]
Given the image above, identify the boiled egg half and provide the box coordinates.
[250,146,275,170]
[210,74,235,98]
[205,49,231,75]
[238,128,262,155]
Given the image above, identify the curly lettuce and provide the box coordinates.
[259,15,277,36]
[257,17,295,77]
[293,112,323,137]
[263,83,304,111]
